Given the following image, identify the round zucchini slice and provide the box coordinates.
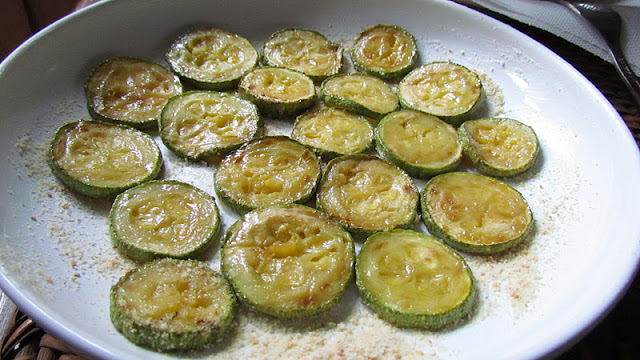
[166,27,258,91]
[85,57,183,129]
[316,155,418,238]
[262,28,343,81]
[49,120,162,198]
[238,67,317,118]
[159,91,262,161]
[398,62,485,126]
[375,110,461,178]
[291,108,374,159]
[458,117,540,177]
[110,180,220,262]
[356,229,475,329]
[421,172,534,254]
[110,258,236,352]
[320,73,399,120]
[221,204,354,318]
[214,136,321,214]
[350,24,418,80]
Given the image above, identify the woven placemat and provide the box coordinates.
[1,9,639,360]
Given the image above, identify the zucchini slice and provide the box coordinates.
[398,62,485,126]
[214,136,321,214]
[421,172,534,254]
[110,258,236,352]
[350,24,418,80]
[458,117,540,177]
[262,28,343,81]
[316,155,418,238]
[221,204,354,318]
[375,110,461,178]
[49,120,162,198]
[238,67,317,118]
[85,57,183,129]
[291,107,374,159]
[166,28,258,90]
[110,180,220,262]
[320,73,399,120]
[356,229,475,329]
[159,91,262,161]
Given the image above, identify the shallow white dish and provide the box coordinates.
[1,0,640,359]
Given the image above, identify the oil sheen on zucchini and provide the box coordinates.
[262,28,343,81]
[316,155,418,238]
[214,136,321,214]
[421,172,534,254]
[351,24,418,80]
[166,27,258,90]
[110,258,236,352]
[320,73,399,120]
[376,110,461,178]
[49,120,162,198]
[110,180,220,262]
[238,67,317,118]
[398,62,485,126]
[458,117,540,177]
[85,57,183,129]
[159,91,262,161]
[356,229,475,329]
[221,204,354,318]
[291,108,374,159]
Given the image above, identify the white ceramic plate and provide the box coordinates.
[1,0,640,359]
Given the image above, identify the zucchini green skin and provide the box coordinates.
[109,180,220,262]
[85,57,183,129]
[165,28,258,91]
[458,117,540,177]
[110,259,236,352]
[320,74,399,121]
[48,120,162,198]
[291,107,375,159]
[356,229,476,329]
[220,204,355,318]
[159,91,263,161]
[350,24,418,80]
[398,62,485,126]
[262,28,344,82]
[420,172,534,255]
[315,154,419,240]
[214,136,322,214]
[375,110,462,179]
[238,67,317,118]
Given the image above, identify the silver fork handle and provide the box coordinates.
[607,39,640,109]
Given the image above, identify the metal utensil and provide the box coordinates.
[552,1,640,109]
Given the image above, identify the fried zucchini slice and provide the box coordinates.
[320,73,399,120]
[110,180,220,262]
[375,110,461,178]
[398,62,485,126]
[421,172,534,254]
[262,28,343,81]
[458,117,540,177]
[166,27,258,90]
[356,229,475,329]
[159,91,262,161]
[221,204,354,318]
[49,120,162,198]
[85,57,183,129]
[350,24,418,80]
[316,155,418,238]
[110,258,236,352]
[214,136,321,214]
[238,67,317,118]
[291,108,374,159]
